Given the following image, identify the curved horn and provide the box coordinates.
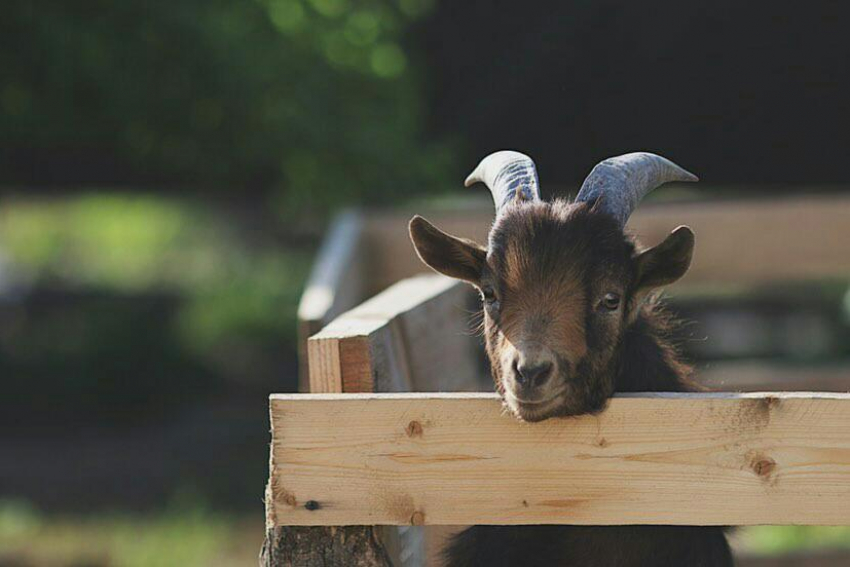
[575,152,698,227]
[464,151,541,212]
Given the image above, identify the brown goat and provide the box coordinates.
[409,152,733,566]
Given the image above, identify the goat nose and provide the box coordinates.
[515,361,553,388]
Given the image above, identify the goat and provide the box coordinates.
[409,151,733,567]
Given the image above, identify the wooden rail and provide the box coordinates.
[363,193,850,291]
[268,391,850,527]
[370,194,850,292]
[308,274,483,394]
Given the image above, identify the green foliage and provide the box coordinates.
[176,251,310,353]
[1,0,454,208]
[0,195,310,421]
[4,500,850,566]
[740,526,850,555]
[0,194,309,342]
[0,498,260,566]
[0,195,208,290]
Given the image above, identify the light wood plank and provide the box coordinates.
[628,194,850,290]
[363,194,850,292]
[269,392,850,527]
[307,275,483,394]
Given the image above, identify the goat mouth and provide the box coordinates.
[505,388,611,422]
[506,386,566,406]
[504,390,567,422]
[514,404,562,423]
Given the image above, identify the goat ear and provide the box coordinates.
[634,225,694,293]
[409,215,487,286]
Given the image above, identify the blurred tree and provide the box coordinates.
[0,0,453,209]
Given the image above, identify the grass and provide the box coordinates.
[0,192,312,371]
[0,500,263,567]
[3,497,850,567]
[735,526,850,556]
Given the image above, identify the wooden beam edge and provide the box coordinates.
[296,209,365,324]
[270,391,850,402]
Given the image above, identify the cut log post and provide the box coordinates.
[261,470,394,567]
[260,526,392,567]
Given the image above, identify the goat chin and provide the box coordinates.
[504,394,610,422]
[503,381,612,422]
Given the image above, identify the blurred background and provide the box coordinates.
[2,1,850,565]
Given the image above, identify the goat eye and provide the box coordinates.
[601,292,621,311]
[481,287,499,309]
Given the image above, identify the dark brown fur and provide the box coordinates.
[410,199,732,567]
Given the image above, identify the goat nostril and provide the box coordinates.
[516,362,553,388]
[512,360,527,386]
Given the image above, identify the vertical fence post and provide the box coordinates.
[260,526,392,567]
[261,284,394,566]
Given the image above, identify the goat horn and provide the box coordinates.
[575,152,698,227]
[464,151,541,212]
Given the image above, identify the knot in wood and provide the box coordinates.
[406,420,424,438]
[410,510,426,525]
[753,457,776,478]
[304,500,321,511]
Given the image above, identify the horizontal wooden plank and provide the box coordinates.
[629,194,850,290]
[269,392,850,527]
[363,194,850,292]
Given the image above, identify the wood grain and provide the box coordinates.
[269,392,850,527]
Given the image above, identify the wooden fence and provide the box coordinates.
[264,194,850,566]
